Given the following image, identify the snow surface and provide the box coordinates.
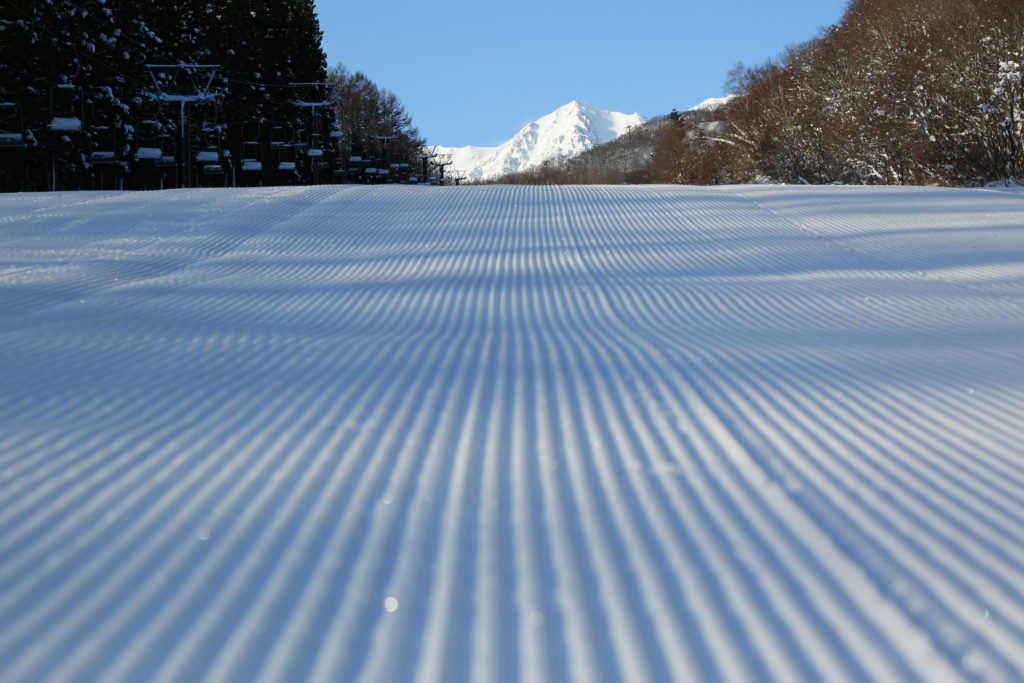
[47,117,82,132]
[436,101,645,181]
[0,184,1023,682]
[687,95,740,113]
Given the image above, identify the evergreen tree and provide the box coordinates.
[0,0,427,189]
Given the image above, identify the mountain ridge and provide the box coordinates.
[435,100,645,181]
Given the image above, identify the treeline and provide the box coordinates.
[0,0,433,191]
[653,0,1024,186]
[328,65,427,184]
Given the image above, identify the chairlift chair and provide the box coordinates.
[191,96,228,184]
[48,85,84,136]
[89,100,122,169]
[0,102,29,191]
[134,119,164,162]
[240,141,262,171]
[130,114,175,189]
[270,122,298,181]
[88,98,126,190]
[134,94,176,162]
[156,128,178,169]
[89,126,120,166]
[305,132,329,182]
[237,121,263,184]
[195,125,227,181]
[0,103,26,149]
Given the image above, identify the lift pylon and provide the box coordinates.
[145,64,220,188]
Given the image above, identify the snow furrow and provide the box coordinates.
[0,185,1022,682]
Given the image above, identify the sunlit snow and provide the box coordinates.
[0,184,1022,682]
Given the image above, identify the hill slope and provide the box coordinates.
[1,185,1023,681]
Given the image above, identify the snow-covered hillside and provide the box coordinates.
[436,101,645,181]
[687,94,739,113]
[1,185,1023,681]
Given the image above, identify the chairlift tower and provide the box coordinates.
[290,82,335,184]
[414,146,437,184]
[434,153,453,185]
[145,64,220,188]
[370,134,399,183]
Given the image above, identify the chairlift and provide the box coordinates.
[133,94,174,158]
[89,126,120,165]
[343,141,371,181]
[238,121,263,180]
[82,98,127,189]
[307,132,324,159]
[270,122,298,179]
[415,147,438,185]
[305,131,329,182]
[0,102,29,191]
[48,85,84,135]
[135,119,167,162]
[88,102,122,167]
[294,125,310,153]
[135,121,163,161]
[131,107,176,189]
[190,98,228,182]
[240,141,262,171]
[195,125,226,178]
[157,127,179,168]
[0,102,26,149]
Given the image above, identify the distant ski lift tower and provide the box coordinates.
[370,135,398,183]
[290,82,334,184]
[414,146,437,184]
[434,153,453,185]
[145,64,220,188]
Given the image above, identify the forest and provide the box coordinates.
[0,0,429,191]
[652,0,1024,186]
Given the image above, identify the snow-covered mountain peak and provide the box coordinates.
[436,101,645,181]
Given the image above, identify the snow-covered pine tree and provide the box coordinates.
[1,0,431,188]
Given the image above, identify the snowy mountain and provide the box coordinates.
[435,101,645,181]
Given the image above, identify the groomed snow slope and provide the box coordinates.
[1,185,1023,682]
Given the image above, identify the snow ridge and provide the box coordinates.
[436,101,645,181]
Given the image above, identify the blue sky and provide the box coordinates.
[314,0,850,147]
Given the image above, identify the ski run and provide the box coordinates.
[0,184,1023,683]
